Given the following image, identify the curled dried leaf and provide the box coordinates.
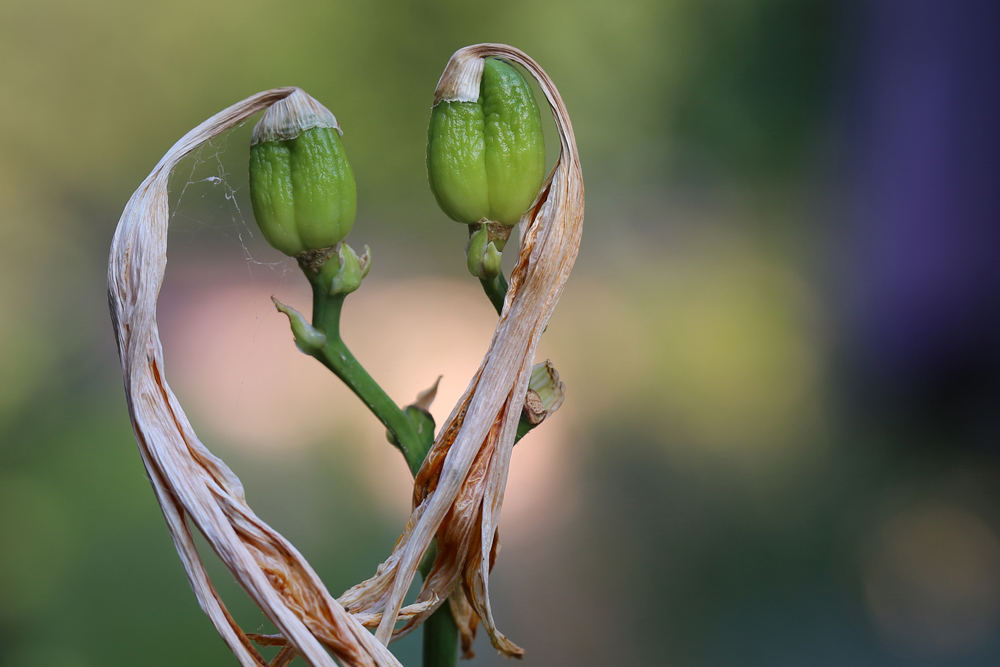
[108,87,405,667]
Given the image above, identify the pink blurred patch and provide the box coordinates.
[158,267,575,539]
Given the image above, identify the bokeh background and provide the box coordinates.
[3,0,1000,665]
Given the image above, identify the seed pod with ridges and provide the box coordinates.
[249,89,357,257]
[427,58,545,226]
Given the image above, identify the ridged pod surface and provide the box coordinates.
[250,118,356,256]
[427,58,545,226]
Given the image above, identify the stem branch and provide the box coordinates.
[305,271,423,464]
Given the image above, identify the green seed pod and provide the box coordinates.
[427,58,545,226]
[249,90,357,257]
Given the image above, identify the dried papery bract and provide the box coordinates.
[107,87,407,667]
[340,44,584,657]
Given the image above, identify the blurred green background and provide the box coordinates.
[5,0,1000,665]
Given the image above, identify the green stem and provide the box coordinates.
[305,271,423,465]
[479,271,508,317]
[422,602,459,667]
[418,540,457,667]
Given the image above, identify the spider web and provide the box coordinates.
[167,123,296,283]
[164,123,305,412]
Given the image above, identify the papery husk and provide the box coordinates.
[338,44,584,657]
[108,87,415,667]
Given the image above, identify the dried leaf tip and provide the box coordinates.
[412,376,442,412]
[432,50,485,105]
[251,88,342,145]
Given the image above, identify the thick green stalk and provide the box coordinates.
[416,541,458,667]
[422,603,459,667]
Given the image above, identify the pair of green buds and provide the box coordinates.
[248,58,545,284]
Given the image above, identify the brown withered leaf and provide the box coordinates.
[108,88,413,667]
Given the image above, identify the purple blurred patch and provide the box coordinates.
[845,0,1000,405]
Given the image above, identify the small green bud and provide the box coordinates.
[427,58,545,227]
[482,242,502,279]
[466,226,502,280]
[385,405,435,448]
[386,376,440,475]
[249,90,357,257]
[525,360,565,422]
[271,297,327,355]
[516,360,566,442]
[322,242,371,296]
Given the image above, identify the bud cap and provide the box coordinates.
[252,88,342,145]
